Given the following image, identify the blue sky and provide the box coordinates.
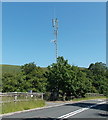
[2,2,106,68]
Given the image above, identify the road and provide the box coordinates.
[2,99,108,120]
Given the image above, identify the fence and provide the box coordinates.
[85,93,104,97]
[0,92,44,103]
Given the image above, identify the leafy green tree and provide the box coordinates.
[45,56,92,100]
[45,57,71,100]
[88,62,108,96]
[21,62,47,92]
[2,62,47,93]
[68,66,93,98]
[2,73,18,92]
[2,58,107,99]
[88,62,107,75]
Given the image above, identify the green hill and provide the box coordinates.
[0,64,21,75]
[0,64,85,76]
[0,64,48,75]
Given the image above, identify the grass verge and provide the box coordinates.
[72,96,107,102]
[2,99,45,114]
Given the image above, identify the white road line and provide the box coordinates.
[58,108,89,118]
[58,101,106,119]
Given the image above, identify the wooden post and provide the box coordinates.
[41,93,43,100]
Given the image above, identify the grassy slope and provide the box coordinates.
[0,64,21,75]
[0,64,84,75]
[2,99,45,114]
[0,64,48,75]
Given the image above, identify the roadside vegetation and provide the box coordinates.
[2,99,45,114]
[1,56,108,101]
[72,96,106,102]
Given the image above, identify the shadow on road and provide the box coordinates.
[98,113,108,117]
[64,102,95,108]
[1,118,107,120]
[64,101,108,110]
[64,101,108,117]
[2,118,59,120]
[2,100,108,120]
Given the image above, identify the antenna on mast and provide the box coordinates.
[52,17,58,62]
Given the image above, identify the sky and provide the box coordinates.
[2,2,106,68]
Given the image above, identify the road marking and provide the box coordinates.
[94,99,104,102]
[58,101,106,119]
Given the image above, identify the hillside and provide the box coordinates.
[0,64,86,76]
[0,64,48,75]
[0,64,21,75]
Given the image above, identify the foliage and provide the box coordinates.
[2,73,18,92]
[2,62,47,93]
[87,62,108,96]
[72,96,106,102]
[1,57,107,100]
[2,99,45,114]
[45,56,92,100]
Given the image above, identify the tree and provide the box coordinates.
[21,62,47,92]
[2,62,47,93]
[88,62,108,96]
[67,66,93,98]
[88,62,107,75]
[45,56,92,100]
[45,57,71,100]
[2,73,18,92]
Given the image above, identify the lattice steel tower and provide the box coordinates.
[52,18,58,62]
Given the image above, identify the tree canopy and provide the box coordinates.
[2,57,108,100]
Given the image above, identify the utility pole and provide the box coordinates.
[52,18,58,62]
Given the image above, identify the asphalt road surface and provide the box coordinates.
[2,99,108,120]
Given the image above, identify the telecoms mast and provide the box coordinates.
[52,18,58,62]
